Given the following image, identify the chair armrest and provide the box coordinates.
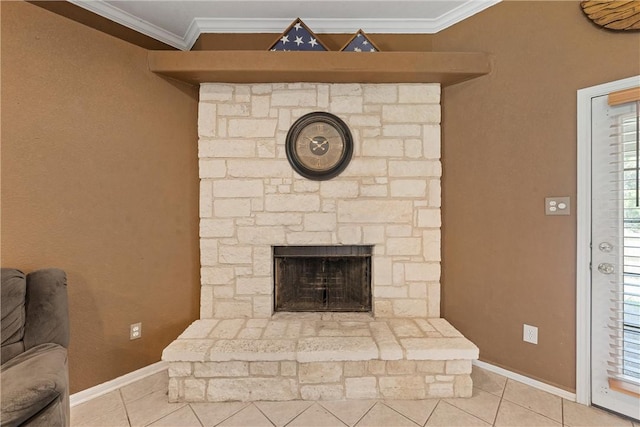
[0,343,69,427]
[24,269,69,351]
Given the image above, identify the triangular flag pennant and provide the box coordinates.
[269,18,328,51]
[341,29,381,52]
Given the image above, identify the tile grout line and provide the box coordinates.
[251,402,277,427]
[118,388,133,427]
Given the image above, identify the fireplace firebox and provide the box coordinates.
[273,246,372,312]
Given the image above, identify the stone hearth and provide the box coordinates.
[163,82,478,402]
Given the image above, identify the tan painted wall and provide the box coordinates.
[1,2,200,393]
[433,1,640,391]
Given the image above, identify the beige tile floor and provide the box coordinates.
[71,366,639,427]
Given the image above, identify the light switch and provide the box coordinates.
[545,197,570,216]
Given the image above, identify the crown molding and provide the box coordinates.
[69,1,500,52]
[68,0,191,50]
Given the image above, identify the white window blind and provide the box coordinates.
[607,98,640,396]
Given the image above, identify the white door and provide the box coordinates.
[590,90,640,420]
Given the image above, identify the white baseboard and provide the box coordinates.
[473,360,577,401]
[70,361,168,407]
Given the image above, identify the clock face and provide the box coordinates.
[285,112,353,181]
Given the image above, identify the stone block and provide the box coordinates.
[349,114,382,127]
[382,104,440,124]
[374,286,407,298]
[297,337,379,362]
[389,160,441,178]
[200,84,233,102]
[213,179,264,198]
[300,385,344,400]
[228,160,291,178]
[362,139,404,157]
[200,219,235,238]
[405,139,423,158]
[331,96,363,113]
[382,124,422,137]
[228,119,277,138]
[346,377,378,399]
[213,301,253,319]
[265,194,320,212]
[340,159,387,177]
[238,328,264,339]
[417,361,445,374]
[208,378,298,401]
[218,246,252,264]
[194,361,249,377]
[454,375,473,397]
[178,319,219,339]
[304,213,336,231]
[200,140,256,158]
[198,159,227,178]
[271,90,317,107]
[344,361,366,377]
[428,382,454,398]
[429,179,441,207]
[423,125,441,159]
[401,337,479,360]
[251,96,271,117]
[428,283,441,318]
[236,277,271,295]
[280,361,297,377]
[184,378,206,401]
[250,361,279,376]
[417,209,441,228]
[162,339,212,362]
[200,287,214,318]
[429,319,464,338]
[200,181,213,218]
[299,362,343,384]
[379,376,426,399]
[409,283,428,298]
[405,263,440,281]
[338,200,412,223]
[319,181,359,198]
[168,378,181,402]
[201,267,234,285]
[363,85,397,104]
[387,360,417,375]
[218,103,250,117]
[209,319,245,338]
[198,103,216,137]
[423,230,441,262]
[209,339,297,362]
[386,238,422,256]
[337,226,362,245]
[392,300,428,318]
[255,213,302,226]
[237,226,286,244]
[330,84,362,97]
[286,232,332,245]
[168,362,192,377]
[214,199,251,218]
[390,179,427,197]
[398,84,440,104]
[367,360,386,375]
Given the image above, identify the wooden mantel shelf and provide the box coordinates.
[148,51,491,86]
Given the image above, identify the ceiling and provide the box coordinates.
[68,0,500,51]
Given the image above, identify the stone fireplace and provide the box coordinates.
[162,82,478,402]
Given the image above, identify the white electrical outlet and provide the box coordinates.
[523,324,538,344]
[130,322,142,340]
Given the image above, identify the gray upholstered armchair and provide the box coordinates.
[1,268,70,427]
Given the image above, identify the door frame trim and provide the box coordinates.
[576,75,640,406]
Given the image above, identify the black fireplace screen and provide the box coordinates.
[273,246,372,312]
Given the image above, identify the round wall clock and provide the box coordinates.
[285,112,353,181]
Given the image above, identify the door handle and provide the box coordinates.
[597,263,614,275]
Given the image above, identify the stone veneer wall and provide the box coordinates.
[198,83,442,319]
